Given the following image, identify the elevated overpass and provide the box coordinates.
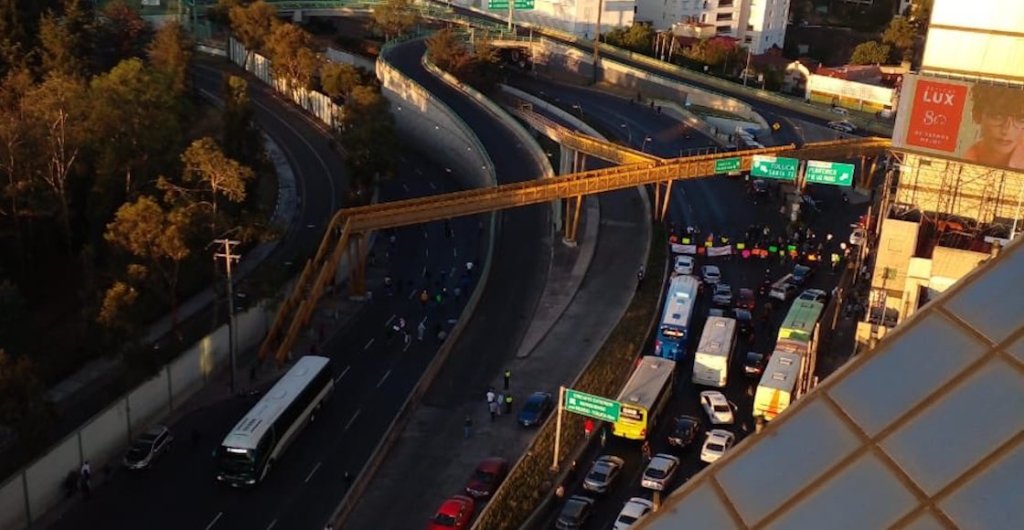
[258,104,888,363]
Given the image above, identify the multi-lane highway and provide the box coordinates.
[48,56,492,530]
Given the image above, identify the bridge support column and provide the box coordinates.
[659,180,674,221]
[563,195,583,245]
[347,232,368,298]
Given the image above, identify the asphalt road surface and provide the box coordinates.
[49,57,486,530]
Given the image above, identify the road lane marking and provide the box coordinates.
[363,338,374,350]
[305,462,322,483]
[402,183,410,191]
[345,410,361,431]
[335,365,351,383]
[419,316,427,325]
[408,289,417,299]
[403,338,412,352]
[266,519,277,530]
[377,369,391,388]
[429,181,437,190]
[385,315,396,327]
[425,248,429,257]
[452,247,458,257]
[421,266,427,277]
[205,512,223,530]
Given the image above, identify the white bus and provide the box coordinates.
[216,355,334,487]
[655,275,700,360]
[692,316,737,387]
[612,356,677,440]
[753,300,824,421]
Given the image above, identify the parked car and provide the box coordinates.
[582,455,625,493]
[427,495,475,530]
[556,495,595,530]
[743,352,768,378]
[641,454,681,491]
[712,283,733,306]
[613,497,655,530]
[673,255,695,276]
[667,415,702,449]
[827,120,856,133]
[735,288,756,310]
[700,265,721,284]
[123,425,173,470]
[791,264,813,286]
[701,429,736,464]
[798,288,828,303]
[464,457,509,499]
[517,392,554,427]
[700,390,735,425]
[830,106,850,117]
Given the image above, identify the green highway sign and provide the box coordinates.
[714,157,741,173]
[487,0,535,9]
[751,155,799,181]
[564,389,620,422]
[804,160,855,186]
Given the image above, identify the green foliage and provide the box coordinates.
[603,24,655,55]
[682,39,746,74]
[850,41,891,65]
[178,137,255,237]
[147,21,193,96]
[476,225,668,530]
[265,21,321,90]
[882,16,917,60]
[320,61,362,100]
[372,0,420,41]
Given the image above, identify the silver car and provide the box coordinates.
[582,455,625,493]
[123,425,173,470]
[640,453,680,491]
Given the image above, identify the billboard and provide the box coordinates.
[893,75,1024,172]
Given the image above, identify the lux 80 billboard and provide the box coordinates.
[893,75,1024,172]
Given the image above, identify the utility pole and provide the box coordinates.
[214,239,242,394]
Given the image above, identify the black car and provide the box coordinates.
[556,495,595,529]
[791,264,813,286]
[123,425,173,470]
[667,415,702,449]
[743,352,768,378]
[517,392,554,427]
[751,179,769,196]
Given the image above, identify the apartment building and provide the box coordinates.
[636,0,790,53]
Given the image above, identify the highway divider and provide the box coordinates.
[472,223,669,530]
[326,38,501,528]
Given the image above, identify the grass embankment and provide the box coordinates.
[475,224,668,530]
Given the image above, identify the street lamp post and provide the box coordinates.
[620,123,632,144]
[642,136,653,152]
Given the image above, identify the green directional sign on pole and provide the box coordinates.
[750,155,799,181]
[804,160,855,186]
[564,389,620,422]
[488,0,535,9]
[714,157,741,174]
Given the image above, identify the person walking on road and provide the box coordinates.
[503,368,512,390]
[79,461,92,499]
[419,289,429,308]
[584,418,595,439]
[496,392,505,416]
[464,416,473,439]
[504,393,513,414]
[486,387,496,408]
[641,440,652,462]
[417,320,426,341]
[488,400,499,421]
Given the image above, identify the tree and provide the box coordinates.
[604,24,655,54]
[850,41,891,65]
[339,84,396,192]
[179,137,254,236]
[38,0,95,77]
[96,280,138,334]
[104,196,193,330]
[99,0,150,64]
[229,0,278,68]
[426,28,472,76]
[265,21,321,91]
[372,0,420,41]
[207,0,244,27]
[882,16,917,60]
[222,75,261,164]
[320,61,362,100]
[0,349,46,427]
[21,73,89,254]
[147,21,193,96]
[0,68,42,268]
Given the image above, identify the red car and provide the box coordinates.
[736,288,756,310]
[427,494,475,530]
[464,457,509,499]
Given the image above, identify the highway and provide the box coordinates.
[48,56,489,530]
[512,82,868,530]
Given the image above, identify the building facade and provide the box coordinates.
[466,0,635,39]
[635,0,790,54]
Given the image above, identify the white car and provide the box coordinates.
[712,283,733,306]
[798,288,828,303]
[673,255,695,276]
[849,227,866,246]
[827,120,856,133]
[613,497,655,530]
[641,453,681,491]
[700,390,734,425]
[830,106,850,116]
[701,429,736,464]
[700,265,721,284]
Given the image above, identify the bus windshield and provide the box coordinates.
[218,447,256,475]
[660,326,685,339]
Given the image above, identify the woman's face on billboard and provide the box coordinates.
[979,111,1024,157]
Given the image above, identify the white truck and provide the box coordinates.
[692,316,737,388]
